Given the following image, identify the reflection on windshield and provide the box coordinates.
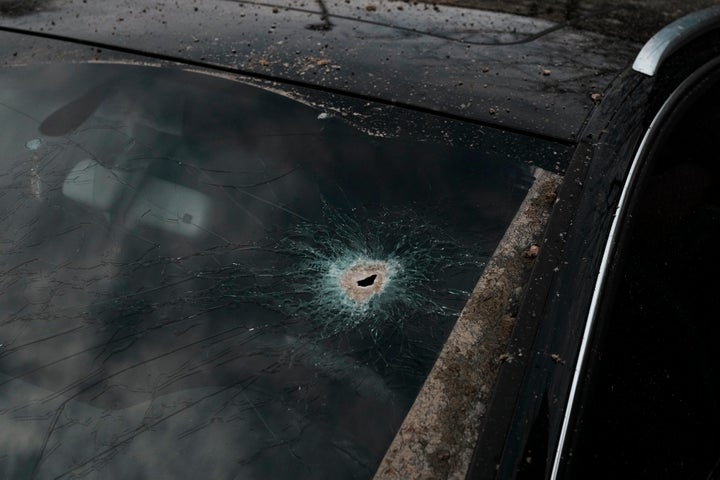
[0,63,551,479]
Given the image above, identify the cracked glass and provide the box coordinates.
[0,63,566,479]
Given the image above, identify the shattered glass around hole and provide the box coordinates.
[0,63,554,479]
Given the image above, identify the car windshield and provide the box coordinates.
[0,63,566,479]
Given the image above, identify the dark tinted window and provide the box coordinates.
[562,67,720,479]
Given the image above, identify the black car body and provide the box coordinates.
[1,1,719,479]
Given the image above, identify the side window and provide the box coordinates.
[563,64,720,479]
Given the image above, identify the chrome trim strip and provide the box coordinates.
[550,54,720,479]
[549,119,653,480]
[633,5,720,76]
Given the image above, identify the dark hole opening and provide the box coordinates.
[357,274,377,287]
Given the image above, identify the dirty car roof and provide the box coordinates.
[0,0,642,142]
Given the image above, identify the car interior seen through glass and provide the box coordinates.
[0,63,567,479]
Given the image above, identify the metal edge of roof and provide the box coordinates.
[633,5,720,76]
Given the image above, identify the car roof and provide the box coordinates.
[1,0,644,143]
